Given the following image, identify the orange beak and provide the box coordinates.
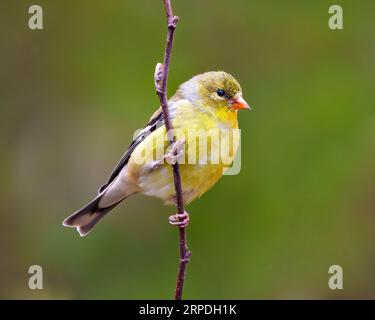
[229,97,251,110]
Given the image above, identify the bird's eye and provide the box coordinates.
[216,89,226,97]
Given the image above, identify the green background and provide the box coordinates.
[1,0,374,299]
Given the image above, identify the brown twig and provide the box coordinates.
[154,0,191,300]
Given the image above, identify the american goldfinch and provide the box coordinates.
[63,71,250,236]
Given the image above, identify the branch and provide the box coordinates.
[154,0,191,300]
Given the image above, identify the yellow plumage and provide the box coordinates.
[129,98,240,204]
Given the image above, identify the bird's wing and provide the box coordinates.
[97,108,164,194]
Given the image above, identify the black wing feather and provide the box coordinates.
[97,110,164,194]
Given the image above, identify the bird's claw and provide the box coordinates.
[169,211,189,228]
[164,138,185,165]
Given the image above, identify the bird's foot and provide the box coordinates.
[164,138,186,165]
[169,211,189,228]
[143,138,185,173]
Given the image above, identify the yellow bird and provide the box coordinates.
[63,71,250,236]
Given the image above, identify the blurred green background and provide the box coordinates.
[1,0,375,299]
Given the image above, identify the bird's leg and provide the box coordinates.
[169,210,190,228]
[164,138,186,165]
[142,138,186,174]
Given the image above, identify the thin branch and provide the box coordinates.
[154,0,191,300]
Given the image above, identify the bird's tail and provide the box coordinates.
[63,194,122,237]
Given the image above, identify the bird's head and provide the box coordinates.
[178,71,250,111]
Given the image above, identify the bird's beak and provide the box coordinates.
[229,97,251,111]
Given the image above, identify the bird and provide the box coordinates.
[63,71,250,236]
